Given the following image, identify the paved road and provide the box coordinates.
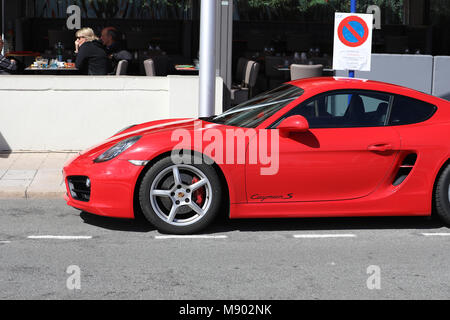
[1,199,450,299]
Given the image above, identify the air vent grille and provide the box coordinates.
[393,153,417,186]
[67,176,91,202]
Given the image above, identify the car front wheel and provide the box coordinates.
[139,155,222,234]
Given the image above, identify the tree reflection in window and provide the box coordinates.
[34,0,193,20]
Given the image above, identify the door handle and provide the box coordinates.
[367,143,393,152]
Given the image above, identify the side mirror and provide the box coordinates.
[278,115,309,136]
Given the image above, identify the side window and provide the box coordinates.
[389,95,437,126]
[277,90,391,128]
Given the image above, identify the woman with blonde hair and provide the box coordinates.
[75,27,111,75]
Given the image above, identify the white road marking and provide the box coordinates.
[293,234,357,239]
[0,240,11,244]
[421,233,450,237]
[154,235,228,240]
[27,235,92,240]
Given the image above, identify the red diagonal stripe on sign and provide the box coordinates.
[344,22,363,42]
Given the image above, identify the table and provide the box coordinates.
[175,65,198,71]
[174,64,199,75]
[25,66,78,75]
[275,65,335,76]
[5,52,42,72]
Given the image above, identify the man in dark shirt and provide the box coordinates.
[0,38,17,75]
[101,27,132,74]
[101,27,122,55]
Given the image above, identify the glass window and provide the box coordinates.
[233,0,404,24]
[203,84,304,128]
[274,90,392,128]
[389,95,437,125]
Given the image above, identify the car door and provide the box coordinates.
[246,89,401,202]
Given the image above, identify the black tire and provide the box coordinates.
[435,164,450,226]
[139,155,222,234]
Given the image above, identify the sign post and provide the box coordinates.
[199,0,216,117]
[349,0,357,78]
[1,0,5,55]
[332,11,373,75]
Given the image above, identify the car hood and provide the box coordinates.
[78,118,232,159]
[112,118,198,140]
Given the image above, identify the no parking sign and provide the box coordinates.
[333,12,373,71]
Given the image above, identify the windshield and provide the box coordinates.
[202,84,304,128]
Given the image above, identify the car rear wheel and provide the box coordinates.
[139,155,222,234]
[435,164,450,226]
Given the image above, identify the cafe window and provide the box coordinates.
[232,0,410,64]
[1,0,201,76]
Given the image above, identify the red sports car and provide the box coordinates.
[63,77,450,234]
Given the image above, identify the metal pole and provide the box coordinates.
[1,0,5,55]
[198,0,216,117]
[349,0,356,78]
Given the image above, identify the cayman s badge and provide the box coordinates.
[250,193,294,202]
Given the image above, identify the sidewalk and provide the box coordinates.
[0,152,78,198]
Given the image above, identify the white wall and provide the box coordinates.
[0,75,223,151]
[335,54,433,94]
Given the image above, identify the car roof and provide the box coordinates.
[282,76,450,124]
[288,76,432,101]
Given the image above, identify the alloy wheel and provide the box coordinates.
[149,164,212,226]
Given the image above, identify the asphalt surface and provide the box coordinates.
[1,199,450,300]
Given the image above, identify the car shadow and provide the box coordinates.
[205,215,446,234]
[79,210,446,234]
[80,211,155,232]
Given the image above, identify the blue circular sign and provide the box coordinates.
[338,16,369,47]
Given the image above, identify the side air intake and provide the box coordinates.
[393,153,417,186]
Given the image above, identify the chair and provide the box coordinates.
[153,55,169,76]
[234,57,248,86]
[231,60,260,105]
[115,60,128,76]
[375,102,389,124]
[246,61,260,98]
[144,58,156,76]
[344,95,365,124]
[290,64,323,81]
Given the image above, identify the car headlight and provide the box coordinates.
[94,136,142,163]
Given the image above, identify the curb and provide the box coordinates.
[1,153,71,199]
[26,191,66,199]
[0,190,65,199]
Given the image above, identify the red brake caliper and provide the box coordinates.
[191,177,205,205]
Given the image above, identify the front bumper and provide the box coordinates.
[63,155,144,219]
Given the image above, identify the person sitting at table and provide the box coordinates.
[0,38,17,75]
[74,28,110,75]
[100,27,132,74]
